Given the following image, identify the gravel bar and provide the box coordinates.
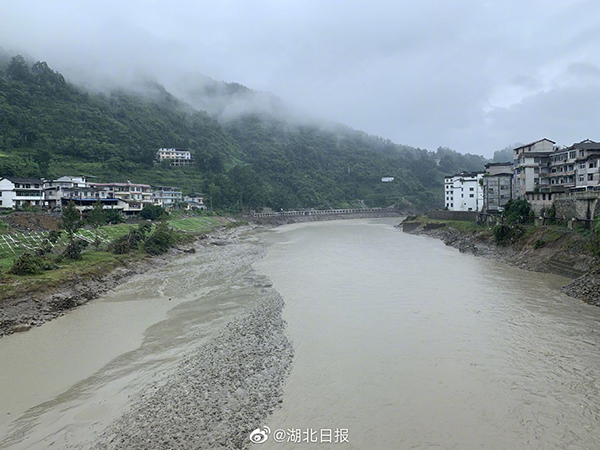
[93,288,293,450]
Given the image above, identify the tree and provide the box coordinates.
[106,209,125,224]
[34,150,51,178]
[88,200,107,250]
[60,201,83,259]
[140,204,167,220]
[6,55,32,82]
[502,199,532,225]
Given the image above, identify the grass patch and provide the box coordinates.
[168,216,221,233]
[414,215,479,232]
[0,250,139,300]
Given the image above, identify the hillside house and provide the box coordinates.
[0,177,44,209]
[184,193,207,210]
[152,186,183,208]
[156,148,194,166]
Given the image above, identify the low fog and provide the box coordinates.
[2,0,600,155]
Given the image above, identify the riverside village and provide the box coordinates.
[0,148,206,214]
[444,138,600,227]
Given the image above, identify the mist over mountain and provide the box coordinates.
[0,51,492,210]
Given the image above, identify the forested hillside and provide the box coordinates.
[0,54,489,210]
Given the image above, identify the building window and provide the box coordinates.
[569,151,576,159]
[590,162,596,169]
[588,174,594,181]
[579,175,584,182]
[469,187,474,191]
[469,194,474,198]
[579,163,585,169]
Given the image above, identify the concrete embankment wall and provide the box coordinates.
[529,191,600,221]
[425,210,477,222]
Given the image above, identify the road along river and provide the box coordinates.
[1,219,599,449]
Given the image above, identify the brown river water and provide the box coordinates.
[1,218,600,449]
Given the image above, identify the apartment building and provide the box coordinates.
[481,162,513,213]
[512,138,555,198]
[444,172,484,212]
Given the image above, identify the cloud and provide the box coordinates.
[1,0,599,155]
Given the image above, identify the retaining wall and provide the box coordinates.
[426,210,478,222]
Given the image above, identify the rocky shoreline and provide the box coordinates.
[401,219,600,306]
[93,289,293,450]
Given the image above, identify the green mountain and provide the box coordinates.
[0,54,488,211]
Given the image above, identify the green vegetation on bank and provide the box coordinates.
[0,206,226,299]
[0,53,489,211]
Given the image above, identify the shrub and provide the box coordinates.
[503,199,533,225]
[140,204,167,221]
[110,224,151,254]
[492,224,523,246]
[143,222,176,255]
[106,209,125,224]
[57,239,88,261]
[47,230,62,244]
[8,252,44,275]
[533,239,546,249]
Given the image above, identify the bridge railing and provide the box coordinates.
[250,208,396,217]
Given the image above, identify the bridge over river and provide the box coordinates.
[249,208,401,218]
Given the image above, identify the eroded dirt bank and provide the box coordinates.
[0,226,249,338]
[401,218,600,306]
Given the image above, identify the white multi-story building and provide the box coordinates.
[444,172,484,211]
[156,148,194,166]
[152,186,183,208]
[0,177,44,209]
[184,193,207,210]
[91,181,153,215]
[43,176,89,209]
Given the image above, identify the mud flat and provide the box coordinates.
[93,289,293,450]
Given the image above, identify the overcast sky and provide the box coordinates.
[2,0,600,156]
